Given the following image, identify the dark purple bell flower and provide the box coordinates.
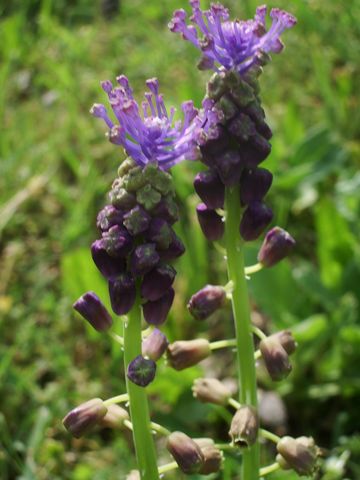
[73,291,113,332]
[123,205,151,236]
[257,227,295,267]
[96,205,124,232]
[142,328,169,361]
[196,203,224,241]
[143,287,175,325]
[63,398,107,438]
[242,102,272,140]
[194,170,225,209]
[158,232,186,261]
[127,355,156,387]
[151,197,179,225]
[131,243,160,276]
[188,285,226,320]
[91,239,126,280]
[241,135,271,168]
[199,128,230,166]
[240,202,273,241]
[109,273,136,315]
[102,225,133,257]
[240,168,273,205]
[227,113,257,143]
[141,264,176,301]
[213,150,243,186]
[146,218,173,249]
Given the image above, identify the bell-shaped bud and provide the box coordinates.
[276,453,292,470]
[96,205,124,232]
[140,264,176,301]
[229,405,259,448]
[240,168,273,205]
[158,232,185,261]
[108,273,136,315]
[100,404,129,429]
[127,355,156,387]
[151,196,179,225]
[196,204,224,241]
[109,182,137,210]
[130,243,160,277]
[240,202,273,241]
[142,287,174,325]
[213,150,243,187]
[91,239,126,280]
[73,292,112,332]
[192,378,231,405]
[277,436,319,476]
[241,134,271,168]
[167,339,211,371]
[188,285,226,320]
[146,218,173,249]
[142,328,169,361]
[102,225,133,257]
[271,330,297,355]
[62,398,107,438]
[258,227,296,267]
[123,205,151,236]
[166,431,205,474]
[194,170,225,209]
[260,337,292,381]
[194,438,223,475]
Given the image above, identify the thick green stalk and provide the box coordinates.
[124,295,159,480]
[224,186,260,480]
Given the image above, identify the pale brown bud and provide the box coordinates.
[167,339,211,370]
[194,438,223,474]
[100,404,129,429]
[192,378,231,405]
[166,431,204,474]
[277,436,319,476]
[259,337,292,381]
[229,405,259,448]
[271,330,297,355]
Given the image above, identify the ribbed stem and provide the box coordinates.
[124,295,159,480]
[224,186,260,480]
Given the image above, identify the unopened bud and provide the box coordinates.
[127,355,156,387]
[240,168,273,205]
[260,337,292,381]
[166,431,205,474]
[194,438,223,474]
[143,287,174,325]
[109,273,136,315]
[188,285,226,320]
[100,404,129,429]
[194,170,225,209]
[196,203,224,241]
[271,330,297,355]
[62,398,107,438]
[140,264,176,302]
[73,292,112,332]
[192,378,231,405]
[240,202,273,241]
[130,243,160,277]
[96,205,124,232]
[123,205,151,235]
[91,239,126,280]
[229,405,259,448]
[258,227,296,267]
[142,328,168,361]
[277,436,319,476]
[167,339,211,370]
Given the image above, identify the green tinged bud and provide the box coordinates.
[122,166,147,192]
[117,157,136,177]
[62,398,107,438]
[277,436,320,476]
[194,438,223,474]
[167,339,211,370]
[143,162,174,195]
[230,78,256,107]
[229,405,259,448]
[136,184,162,210]
[109,180,136,210]
[217,94,238,122]
[100,404,129,429]
[192,378,231,405]
[166,431,205,474]
[207,71,228,100]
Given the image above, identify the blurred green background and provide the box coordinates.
[1,0,359,478]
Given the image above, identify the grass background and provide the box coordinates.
[0,0,360,478]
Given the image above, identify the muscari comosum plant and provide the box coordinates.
[63,2,321,479]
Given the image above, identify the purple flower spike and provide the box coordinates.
[142,328,169,361]
[240,168,273,205]
[143,287,175,325]
[257,226,295,267]
[169,3,297,75]
[196,203,224,241]
[127,355,156,387]
[73,292,113,332]
[194,170,225,209]
[96,205,124,232]
[141,264,176,301]
[102,225,133,257]
[91,239,126,280]
[91,76,203,170]
[240,202,273,241]
[131,243,160,276]
[108,273,136,315]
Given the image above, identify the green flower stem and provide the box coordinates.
[124,295,159,480]
[225,186,259,480]
[157,462,178,475]
[259,462,280,476]
[259,429,281,444]
[245,262,264,275]
[228,397,241,410]
[104,393,129,406]
[252,325,267,341]
[210,339,237,350]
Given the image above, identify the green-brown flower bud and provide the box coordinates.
[166,431,205,474]
[229,405,259,448]
[194,438,223,474]
[259,336,292,382]
[167,339,211,370]
[192,378,231,405]
[277,436,319,476]
[100,404,129,429]
[62,398,107,438]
